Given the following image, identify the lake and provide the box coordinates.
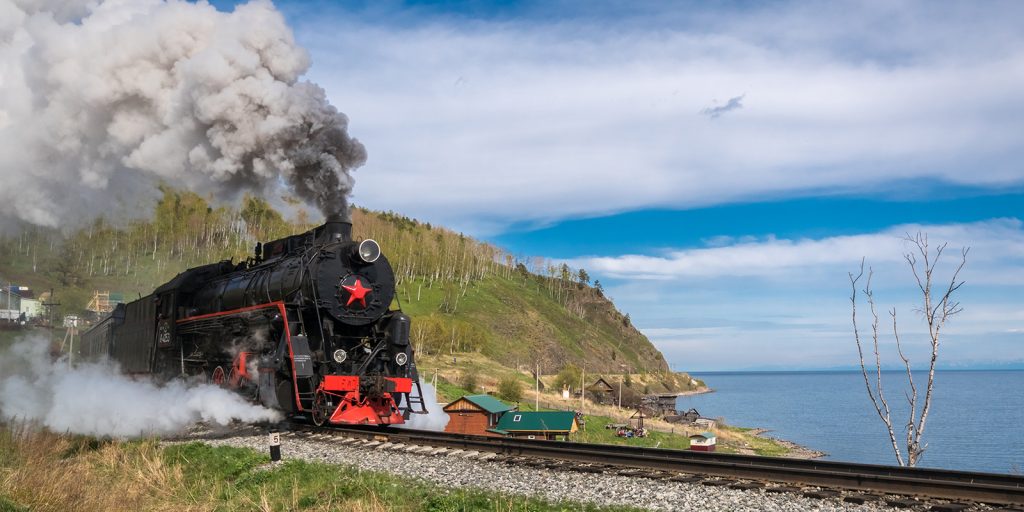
[676,370,1024,474]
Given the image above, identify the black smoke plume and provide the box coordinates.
[0,0,365,227]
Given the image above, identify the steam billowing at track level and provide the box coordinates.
[0,0,366,228]
[0,338,282,438]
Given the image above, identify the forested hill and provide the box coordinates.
[0,188,670,375]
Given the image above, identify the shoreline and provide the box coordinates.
[672,386,714,397]
[669,386,824,459]
[747,428,827,459]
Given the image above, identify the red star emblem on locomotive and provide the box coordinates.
[342,277,372,308]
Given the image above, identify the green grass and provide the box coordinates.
[433,379,475,403]
[0,330,21,350]
[574,415,691,450]
[396,270,671,377]
[0,496,27,512]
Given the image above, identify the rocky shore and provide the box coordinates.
[747,428,827,459]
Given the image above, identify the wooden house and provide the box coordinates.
[688,432,717,452]
[586,378,615,404]
[682,408,701,423]
[489,411,580,441]
[443,395,516,436]
[641,394,679,416]
[693,417,717,429]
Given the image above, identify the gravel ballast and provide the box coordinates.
[171,430,930,512]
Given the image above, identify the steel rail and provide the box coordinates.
[287,423,1024,506]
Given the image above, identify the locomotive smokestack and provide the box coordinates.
[323,216,352,243]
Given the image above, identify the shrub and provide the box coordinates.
[497,376,523,402]
[553,363,581,392]
[460,371,478,393]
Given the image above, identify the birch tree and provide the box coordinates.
[849,232,968,467]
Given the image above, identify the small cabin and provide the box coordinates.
[693,417,717,429]
[489,411,580,441]
[641,394,679,416]
[665,408,701,424]
[443,395,516,436]
[682,408,701,423]
[688,432,717,452]
[586,378,616,404]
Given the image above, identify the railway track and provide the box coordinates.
[282,422,1024,508]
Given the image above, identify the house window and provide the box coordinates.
[513,414,522,422]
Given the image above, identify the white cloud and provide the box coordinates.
[291,2,1024,233]
[571,219,1024,283]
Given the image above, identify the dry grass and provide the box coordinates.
[0,422,186,511]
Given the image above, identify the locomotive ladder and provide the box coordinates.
[405,378,429,415]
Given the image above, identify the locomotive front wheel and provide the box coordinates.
[311,391,329,427]
[211,366,226,387]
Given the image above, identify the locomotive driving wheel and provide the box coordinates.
[210,366,227,387]
[311,390,330,427]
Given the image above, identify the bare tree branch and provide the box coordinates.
[851,259,904,466]
[851,232,968,467]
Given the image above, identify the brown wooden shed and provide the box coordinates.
[586,377,616,404]
[443,395,516,436]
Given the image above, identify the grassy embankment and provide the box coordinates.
[0,424,644,512]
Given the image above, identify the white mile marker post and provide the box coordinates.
[269,431,281,462]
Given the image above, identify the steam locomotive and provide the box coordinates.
[81,219,425,426]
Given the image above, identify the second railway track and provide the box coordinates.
[281,421,1024,508]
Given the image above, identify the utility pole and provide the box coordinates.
[62,320,78,368]
[43,288,60,346]
[535,361,541,411]
[536,362,544,409]
[618,363,625,410]
[580,363,585,413]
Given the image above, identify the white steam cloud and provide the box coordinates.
[396,382,449,432]
[0,337,281,437]
[0,0,366,229]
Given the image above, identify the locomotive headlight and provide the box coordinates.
[394,352,408,366]
[357,239,381,263]
[332,349,348,363]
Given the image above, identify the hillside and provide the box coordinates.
[0,188,694,392]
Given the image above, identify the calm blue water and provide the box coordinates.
[676,370,1024,474]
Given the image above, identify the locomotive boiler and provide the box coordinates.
[81,218,425,426]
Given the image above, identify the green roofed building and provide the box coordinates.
[444,395,517,436]
[489,411,580,441]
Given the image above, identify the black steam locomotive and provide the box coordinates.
[81,219,424,426]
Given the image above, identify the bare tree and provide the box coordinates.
[849,232,968,467]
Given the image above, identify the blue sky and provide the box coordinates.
[221,0,1022,370]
